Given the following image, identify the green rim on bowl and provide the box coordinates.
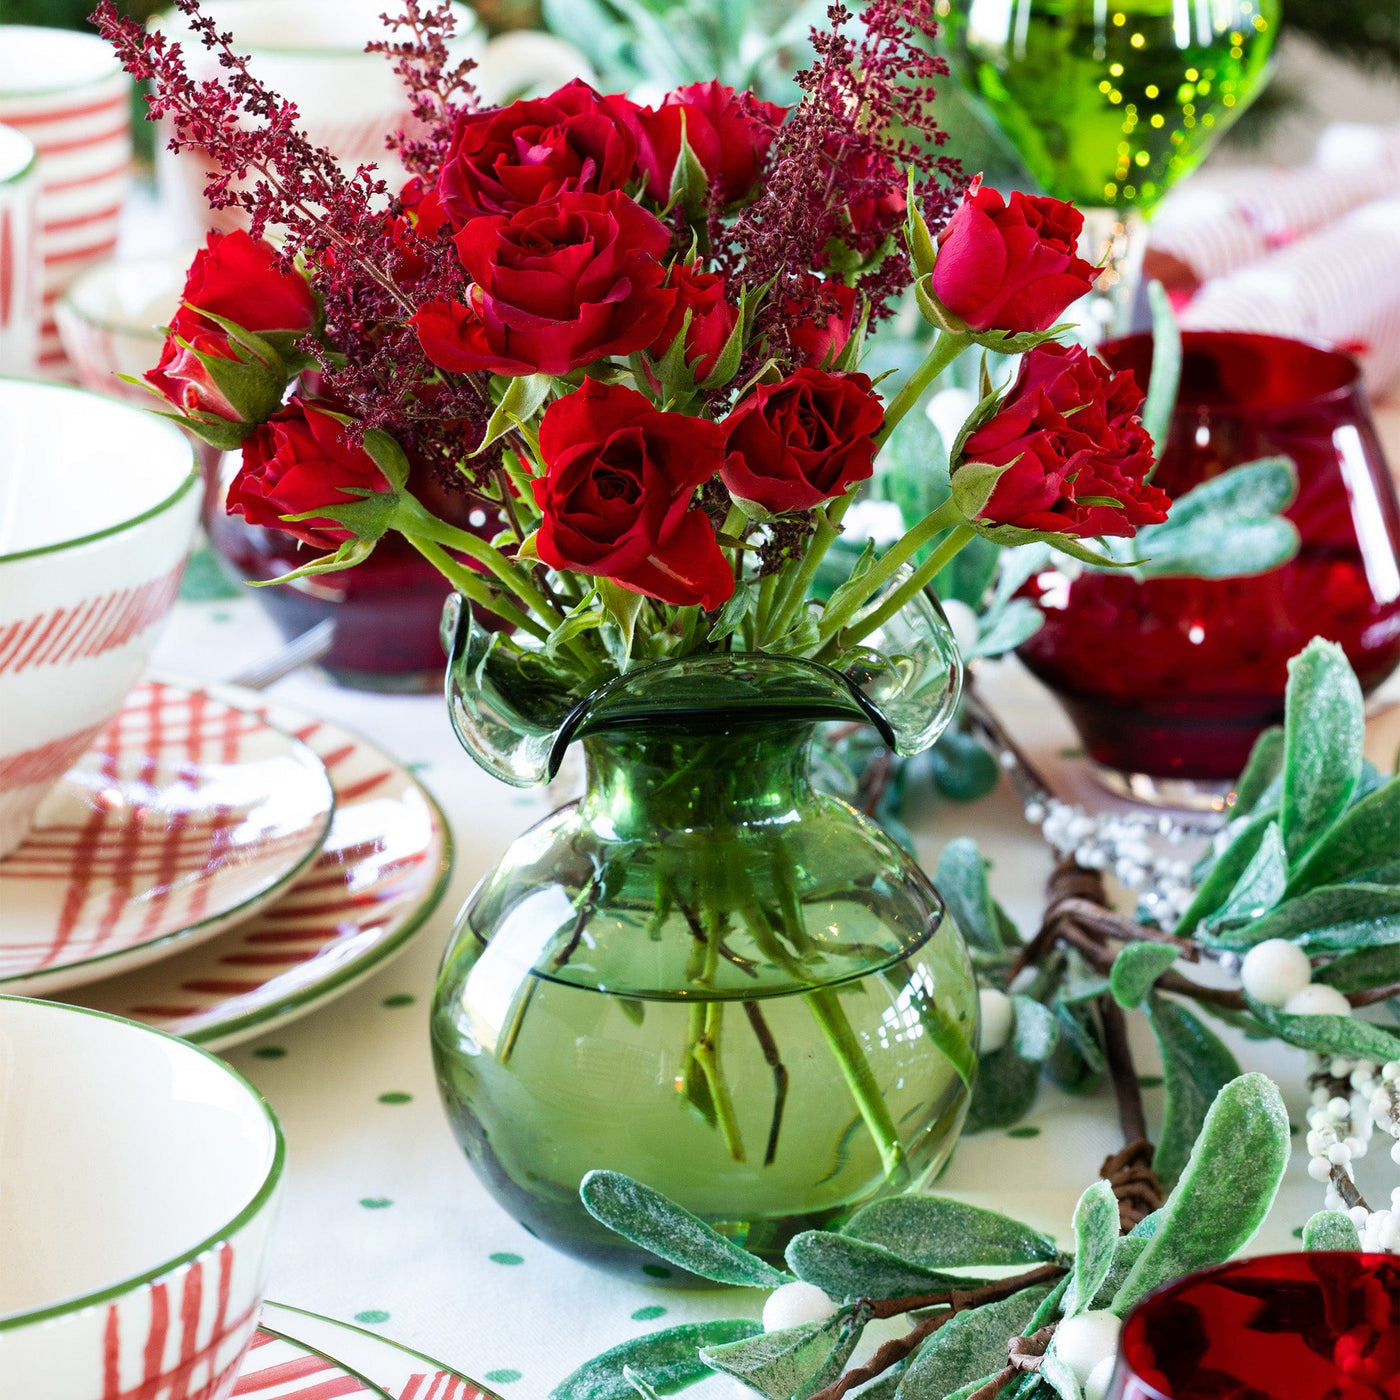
[0,996,285,1331]
[0,378,198,566]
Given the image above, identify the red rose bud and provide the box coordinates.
[957,343,1170,538]
[781,275,858,369]
[436,79,637,227]
[533,380,733,609]
[386,176,450,284]
[617,81,786,206]
[721,369,883,515]
[227,398,394,549]
[413,190,676,377]
[177,229,318,337]
[931,185,1098,334]
[646,263,740,385]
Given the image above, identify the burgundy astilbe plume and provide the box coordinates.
[91,0,488,477]
[734,0,962,343]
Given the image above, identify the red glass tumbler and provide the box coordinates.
[1018,332,1400,800]
[1106,1252,1399,1399]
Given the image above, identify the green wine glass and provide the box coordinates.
[941,0,1280,334]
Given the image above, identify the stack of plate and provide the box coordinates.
[1,673,454,1050]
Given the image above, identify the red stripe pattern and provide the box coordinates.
[397,1374,490,1400]
[232,1331,378,1398]
[100,1245,258,1400]
[0,724,103,791]
[0,561,185,677]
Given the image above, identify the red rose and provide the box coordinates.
[145,230,317,424]
[413,190,676,376]
[781,275,858,369]
[533,380,732,609]
[616,81,786,205]
[436,79,637,227]
[227,398,392,549]
[931,184,1098,335]
[957,343,1169,538]
[647,263,739,383]
[721,369,883,514]
[386,176,450,284]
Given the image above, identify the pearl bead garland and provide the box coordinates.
[1305,1055,1400,1252]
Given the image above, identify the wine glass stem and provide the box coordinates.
[1075,206,1148,344]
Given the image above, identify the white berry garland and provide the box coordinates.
[1305,1056,1400,1253]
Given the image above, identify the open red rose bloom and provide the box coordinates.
[103,0,1177,689]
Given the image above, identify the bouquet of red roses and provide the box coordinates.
[99,0,1169,702]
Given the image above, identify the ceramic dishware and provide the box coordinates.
[55,249,192,403]
[0,678,335,995]
[0,26,132,375]
[0,123,41,377]
[0,996,284,1399]
[0,378,200,857]
[67,678,452,1048]
[152,0,589,237]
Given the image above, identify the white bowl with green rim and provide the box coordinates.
[0,996,284,1399]
[0,377,200,858]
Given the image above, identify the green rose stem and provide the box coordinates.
[872,330,972,454]
[402,535,548,643]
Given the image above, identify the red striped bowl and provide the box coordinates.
[0,378,199,857]
[0,26,133,376]
[0,996,283,1400]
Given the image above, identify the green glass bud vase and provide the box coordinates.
[430,588,980,1273]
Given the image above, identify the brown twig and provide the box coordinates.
[1099,997,1148,1145]
[1329,1163,1372,1214]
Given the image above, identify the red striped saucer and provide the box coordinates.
[65,679,453,1051]
[0,678,334,995]
[245,1305,498,1400]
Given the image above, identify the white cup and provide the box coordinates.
[0,996,284,1399]
[0,378,199,858]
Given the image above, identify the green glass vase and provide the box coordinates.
[430,590,979,1272]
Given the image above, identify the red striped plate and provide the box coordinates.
[0,679,334,994]
[64,679,453,1050]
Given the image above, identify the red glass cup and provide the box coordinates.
[1017,331,1400,801]
[1107,1252,1400,1399]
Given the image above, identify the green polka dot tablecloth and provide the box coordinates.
[148,598,1364,1399]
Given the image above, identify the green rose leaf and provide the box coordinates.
[894,1285,1054,1400]
[579,1171,788,1288]
[1113,1073,1291,1316]
[1229,883,1400,953]
[1110,942,1181,1008]
[964,1041,1040,1133]
[1145,993,1242,1187]
[549,1320,764,1400]
[1302,1211,1361,1251]
[700,1312,854,1400]
[1065,1179,1119,1319]
[1286,780,1400,894]
[474,373,553,457]
[1280,640,1364,862]
[1244,999,1400,1062]
[785,1231,987,1300]
[842,1195,1059,1269]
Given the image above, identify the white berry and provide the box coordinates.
[978,987,1014,1055]
[1055,1311,1123,1384]
[1085,1355,1118,1400]
[1284,984,1352,1018]
[1240,940,1313,1008]
[762,1281,837,1332]
[1308,1156,1332,1182]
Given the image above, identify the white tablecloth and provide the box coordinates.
[144,592,1400,1399]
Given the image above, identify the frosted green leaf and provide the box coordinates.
[1039,1354,1085,1400]
[1244,1000,1400,1062]
[842,1196,1058,1269]
[1065,1180,1119,1319]
[700,1313,851,1400]
[894,1285,1053,1399]
[1287,781,1400,893]
[621,1369,661,1400]
[1204,821,1287,930]
[1087,1235,1148,1311]
[1230,883,1400,953]
[964,1042,1039,1133]
[1012,996,1060,1062]
[1234,726,1285,818]
[1145,994,1241,1187]
[1281,640,1363,861]
[1140,280,1181,461]
[1302,1211,1360,1251]
[1109,942,1180,1008]
[1175,809,1277,935]
[1315,942,1400,993]
[579,1172,788,1287]
[785,1232,985,1300]
[550,1320,763,1400]
[935,840,1005,953]
[1113,1073,1290,1316]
